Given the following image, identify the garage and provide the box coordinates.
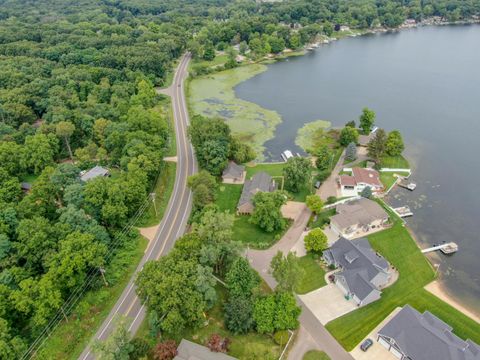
[378,337,403,359]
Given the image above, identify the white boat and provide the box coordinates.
[281,150,294,162]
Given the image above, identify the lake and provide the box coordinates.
[235,25,480,316]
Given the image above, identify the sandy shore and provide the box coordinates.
[425,280,480,324]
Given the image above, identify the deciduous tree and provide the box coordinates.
[359,107,376,134]
[306,195,323,214]
[304,228,328,253]
[251,191,287,233]
[283,157,312,193]
[270,251,304,292]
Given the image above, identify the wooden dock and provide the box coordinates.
[398,179,417,191]
[394,206,413,218]
[421,242,458,255]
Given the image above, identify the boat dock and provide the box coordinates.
[421,242,458,255]
[398,179,417,191]
[394,206,413,218]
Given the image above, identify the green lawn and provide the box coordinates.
[326,207,480,350]
[190,54,229,69]
[137,162,177,227]
[216,184,243,213]
[380,171,410,191]
[380,155,410,169]
[216,184,289,249]
[137,285,281,360]
[246,162,286,177]
[296,253,327,295]
[38,236,148,359]
[303,350,331,360]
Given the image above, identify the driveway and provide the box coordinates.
[350,307,402,360]
[299,284,358,325]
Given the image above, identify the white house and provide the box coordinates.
[339,167,383,197]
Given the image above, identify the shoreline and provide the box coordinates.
[425,280,480,324]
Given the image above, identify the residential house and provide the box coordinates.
[237,172,276,215]
[80,165,110,182]
[377,305,480,360]
[330,198,389,238]
[222,161,246,184]
[323,237,391,306]
[174,339,237,360]
[339,167,383,197]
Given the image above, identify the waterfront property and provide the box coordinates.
[237,172,276,214]
[222,161,246,184]
[339,167,383,197]
[174,339,237,360]
[377,305,480,360]
[330,198,389,239]
[80,165,110,182]
[323,237,392,307]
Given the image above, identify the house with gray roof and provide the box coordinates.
[174,339,237,360]
[80,165,109,182]
[377,305,480,360]
[323,237,391,306]
[237,172,276,214]
[222,161,246,184]
[330,198,389,238]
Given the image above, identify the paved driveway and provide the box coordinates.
[299,284,358,325]
[350,307,402,360]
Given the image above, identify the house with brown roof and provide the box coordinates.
[237,172,276,215]
[222,161,246,184]
[339,167,383,197]
[330,198,389,238]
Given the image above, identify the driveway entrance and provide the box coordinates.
[298,284,358,325]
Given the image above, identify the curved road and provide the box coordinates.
[79,53,196,360]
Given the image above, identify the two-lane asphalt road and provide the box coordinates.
[79,53,196,360]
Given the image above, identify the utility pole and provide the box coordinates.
[99,267,108,287]
[61,306,69,322]
[150,192,157,217]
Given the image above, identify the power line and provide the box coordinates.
[20,192,154,359]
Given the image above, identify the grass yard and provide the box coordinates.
[380,171,410,191]
[216,184,290,249]
[137,162,177,227]
[380,155,410,169]
[296,253,327,295]
[38,236,148,359]
[190,54,229,69]
[326,207,480,350]
[303,350,331,360]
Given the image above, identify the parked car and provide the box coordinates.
[314,181,322,189]
[360,339,373,352]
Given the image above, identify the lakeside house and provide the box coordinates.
[323,237,391,307]
[174,339,237,360]
[339,167,383,197]
[222,161,246,184]
[80,165,110,182]
[377,305,480,360]
[237,172,276,215]
[330,198,389,239]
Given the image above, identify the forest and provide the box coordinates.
[0,0,479,358]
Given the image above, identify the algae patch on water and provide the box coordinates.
[295,119,331,151]
[188,64,282,159]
